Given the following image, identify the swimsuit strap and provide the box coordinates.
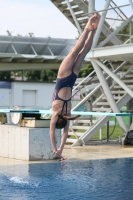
[60,101,68,115]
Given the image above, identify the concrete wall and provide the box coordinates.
[0,125,61,161]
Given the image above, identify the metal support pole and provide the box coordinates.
[92,0,111,48]
[124,35,133,44]
[47,46,54,56]
[129,110,133,127]
[91,59,127,133]
[128,0,133,11]
[65,0,82,34]
[127,99,133,127]
[94,59,133,98]
[89,0,95,15]
[98,15,133,47]
[22,70,24,81]
[83,4,129,17]
[11,45,17,54]
[106,121,109,142]
[99,128,102,140]
[130,22,132,43]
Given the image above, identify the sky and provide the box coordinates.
[0,0,132,39]
[0,0,78,39]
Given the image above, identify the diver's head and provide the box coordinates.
[55,115,67,129]
[55,114,81,129]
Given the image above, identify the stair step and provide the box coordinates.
[66,138,77,143]
[74,119,97,123]
[79,18,88,25]
[111,91,126,94]
[71,7,81,13]
[68,132,84,137]
[58,2,75,9]
[96,102,110,105]
[102,96,123,100]
[73,119,92,123]
[122,80,133,83]
[75,13,88,19]
[114,85,133,89]
[71,126,90,130]
[125,74,133,78]
[93,108,111,111]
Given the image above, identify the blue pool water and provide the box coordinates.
[0,158,133,200]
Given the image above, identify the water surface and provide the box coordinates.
[0,158,133,200]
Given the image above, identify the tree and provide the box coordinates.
[118,21,133,43]
[17,34,22,37]
[0,71,13,81]
[24,70,58,82]
[78,63,94,78]
[6,30,12,36]
[28,33,34,37]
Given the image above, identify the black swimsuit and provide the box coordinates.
[52,71,77,114]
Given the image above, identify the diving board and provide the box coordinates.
[0,109,133,117]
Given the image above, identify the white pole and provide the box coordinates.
[92,0,111,48]
[128,0,133,11]
[89,0,95,15]
[99,128,102,140]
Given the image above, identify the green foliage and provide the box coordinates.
[24,71,40,81]
[91,125,124,140]
[118,21,133,42]
[28,33,34,37]
[17,34,22,37]
[24,70,58,82]
[78,63,94,78]
[0,71,13,81]
[6,30,12,36]
[12,71,23,76]
[24,63,94,81]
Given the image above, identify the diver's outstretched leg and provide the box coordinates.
[57,14,98,78]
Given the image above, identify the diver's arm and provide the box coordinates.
[50,112,59,152]
[59,121,69,152]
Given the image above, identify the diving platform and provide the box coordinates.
[88,43,133,62]
[0,124,61,161]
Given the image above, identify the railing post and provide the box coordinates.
[106,121,109,142]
